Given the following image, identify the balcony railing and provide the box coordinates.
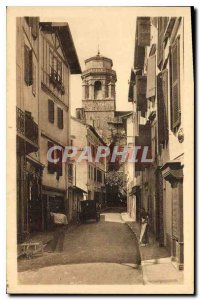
[16,107,38,146]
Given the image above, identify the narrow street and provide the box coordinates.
[18,212,143,285]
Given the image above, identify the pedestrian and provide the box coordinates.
[139,209,149,246]
[49,207,68,253]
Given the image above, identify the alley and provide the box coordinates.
[18,212,142,284]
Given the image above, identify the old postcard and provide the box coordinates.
[7,6,194,294]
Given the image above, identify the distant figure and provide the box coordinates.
[139,209,149,246]
[49,207,68,253]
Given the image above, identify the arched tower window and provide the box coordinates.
[94,81,102,99]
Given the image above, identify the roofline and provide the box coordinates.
[40,22,82,74]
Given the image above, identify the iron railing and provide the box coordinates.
[16,107,38,145]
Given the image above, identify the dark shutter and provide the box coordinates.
[24,45,33,86]
[134,44,145,70]
[162,69,169,142]
[47,141,55,174]
[171,37,181,129]
[32,63,36,96]
[57,108,63,129]
[48,100,54,123]
[137,17,151,46]
[136,75,147,115]
[57,148,63,177]
[157,70,169,146]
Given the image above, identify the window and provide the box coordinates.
[49,51,65,95]
[24,45,33,86]
[57,107,63,129]
[48,100,54,123]
[170,36,181,130]
[94,81,102,99]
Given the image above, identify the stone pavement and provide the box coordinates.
[18,213,141,276]
[121,213,184,285]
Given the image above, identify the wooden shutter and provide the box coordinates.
[32,63,36,96]
[157,17,169,69]
[24,45,33,86]
[146,55,156,98]
[137,17,151,46]
[134,44,145,70]
[136,75,147,115]
[157,70,169,146]
[171,37,181,129]
[47,141,55,174]
[48,100,54,123]
[162,69,169,142]
[57,108,63,129]
[57,148,63,177]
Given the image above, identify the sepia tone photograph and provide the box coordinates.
[7,6,194,294]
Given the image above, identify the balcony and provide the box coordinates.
[16,107,38,153]
[49,68,65,95]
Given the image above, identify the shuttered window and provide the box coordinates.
[171,37,181,130]
[157,70,169,146]
[136,75,147,117]
[137,17,151,46]
[56,148,63,177]
[57,107,63,129]
[146,54,156,99]
[32,63,36,96]
[48,100,54,123]
[24,45,33,86]
[47,141,55,174]
[134,44,145,70]
[157,17,169,69]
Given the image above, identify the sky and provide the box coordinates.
[42,7,137,116]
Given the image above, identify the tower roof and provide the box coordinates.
[85,53,113,67]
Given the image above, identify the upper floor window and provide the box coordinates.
[49,51,65,95]
[94,81,102,100]
[171,36,181,130]
[57,107,64,129]
[48,99,54,123]
[24,45,33,86]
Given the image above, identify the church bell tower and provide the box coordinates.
[81,52,117,142]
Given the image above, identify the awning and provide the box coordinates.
[69,186,87,194]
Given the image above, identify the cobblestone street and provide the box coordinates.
[18,212,143,285]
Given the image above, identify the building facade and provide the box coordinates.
[38,22,81,229]
[70,116,107,211]
[16,18,81,239]
[128,17,185,269]
[16,17,43,240]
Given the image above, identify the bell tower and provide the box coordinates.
[81,52,117,142]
